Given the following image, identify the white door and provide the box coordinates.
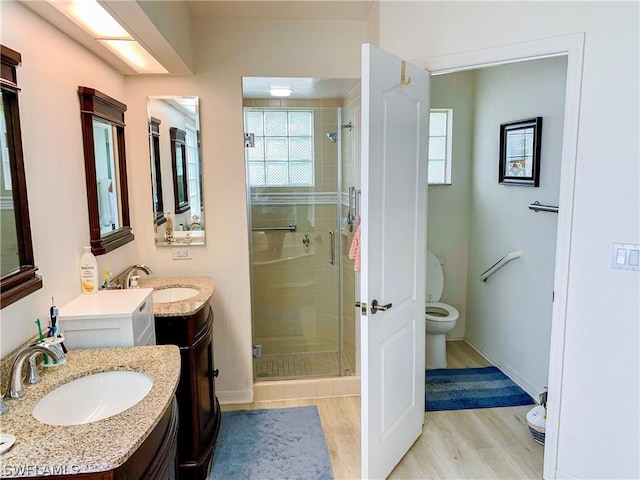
[360,44,430,479]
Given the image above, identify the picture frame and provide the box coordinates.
[499,117,542,187]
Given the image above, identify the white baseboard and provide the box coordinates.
[217,389,253,405]
[553,469,581,479]
[463,338,541,402]
[446,335,465,341]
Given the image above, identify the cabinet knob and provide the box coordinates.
[211,369,219,378]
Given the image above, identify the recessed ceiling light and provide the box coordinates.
[270,88,293,97]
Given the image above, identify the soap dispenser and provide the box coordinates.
[129,275,140,288]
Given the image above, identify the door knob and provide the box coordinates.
[370,299,392,314]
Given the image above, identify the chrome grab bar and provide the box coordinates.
[480,251,522,282]
[252,224,297,232]
[528,201,559,213]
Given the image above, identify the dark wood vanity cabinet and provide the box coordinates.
[32,397,179,480]
[154,303,221,480]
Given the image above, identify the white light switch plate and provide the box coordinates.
[172,248,193,260]
[611,243,639,271]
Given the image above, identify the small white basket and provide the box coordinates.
[526,405,546,445]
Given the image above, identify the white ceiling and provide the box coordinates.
[242,77,359,98]
[187,1,374,20]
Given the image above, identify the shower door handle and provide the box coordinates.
[370,299,392,314]
[329,230,336,265]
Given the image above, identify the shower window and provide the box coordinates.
[428,109,453,185]
[244,108,314,187]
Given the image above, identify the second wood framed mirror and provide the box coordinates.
[78,87,133,255]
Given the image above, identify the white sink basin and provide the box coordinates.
[32,371,153,426]
[152,287,200,303]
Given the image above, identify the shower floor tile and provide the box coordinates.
[254,351,341,380]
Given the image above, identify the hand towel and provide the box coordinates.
[348,219,361,272]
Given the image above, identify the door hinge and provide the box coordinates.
[245,133,255,147]
[252,344,262,358]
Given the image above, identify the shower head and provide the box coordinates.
[327,122,353,143]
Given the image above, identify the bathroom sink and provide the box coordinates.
[152,287,200,303]
[32,371,153,426]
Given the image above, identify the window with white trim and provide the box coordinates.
[244,108,314,187]
[428,109,453,185]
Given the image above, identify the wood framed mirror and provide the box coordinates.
[149,117,165,225]
[0,44,42,309]
[170,127,189,214]
[78,87,134,255]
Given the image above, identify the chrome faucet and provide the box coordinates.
[123,264,153,289]
[8,342,65,400]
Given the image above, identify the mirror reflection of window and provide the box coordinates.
[92,118,121,235]
[0,92,20,276]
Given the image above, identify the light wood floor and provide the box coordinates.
[222,341,544,479]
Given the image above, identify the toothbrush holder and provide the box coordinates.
[41,335,67,368]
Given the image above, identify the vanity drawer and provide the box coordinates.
[59,289,156,349]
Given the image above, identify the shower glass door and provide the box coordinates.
[245,101,344,381]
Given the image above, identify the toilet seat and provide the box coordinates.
[426,302,459,322]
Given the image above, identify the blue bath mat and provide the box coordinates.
[426,366,534,411]
[210,406,334,479]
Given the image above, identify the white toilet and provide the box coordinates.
[426,251,459,369]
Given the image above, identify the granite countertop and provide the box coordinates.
[0,345,180,478]
[137,276,214,317]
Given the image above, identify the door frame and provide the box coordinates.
[413,33,585,479]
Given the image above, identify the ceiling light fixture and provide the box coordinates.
[48,0,168,74]
[269,88,293,97]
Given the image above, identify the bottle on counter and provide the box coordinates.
[164,212,174,242]
[80,246,99,294]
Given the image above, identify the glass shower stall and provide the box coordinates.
[244,94,358,381]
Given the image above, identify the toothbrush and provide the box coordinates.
[35,318,49,364]
[50,298,59,336]
[103,268,110,289]
[35,318,44,342]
